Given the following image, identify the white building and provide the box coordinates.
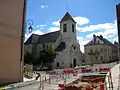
[24,12,83,69]
[84,34,118,65]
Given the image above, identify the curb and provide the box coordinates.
[2,80,40,90]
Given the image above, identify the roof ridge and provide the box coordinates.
[60,12,76,23]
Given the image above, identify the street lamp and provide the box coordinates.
[25,20,34,33]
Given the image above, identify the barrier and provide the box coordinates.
[100,84,104,90]
[58,84,65,88]
[100,68,109,72]
[81,68,91,73]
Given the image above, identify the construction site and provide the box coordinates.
[61,75,105,90]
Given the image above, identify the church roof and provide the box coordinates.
[85,35,114,46]
[59,12,76,23]
[37,31,60,44]
[25,31,60,45]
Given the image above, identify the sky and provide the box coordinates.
[25,0,120,53]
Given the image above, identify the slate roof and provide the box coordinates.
[85,35,114,46]
[37,31,60,44]
[25,31,60,45]
[55,42,66,51]
[97,36,113,45]
[59,12,76,23]
[24,34,39,45]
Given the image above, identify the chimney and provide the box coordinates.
[93,34,96,38]
[100,35,103,38]
[93,34,96,44]
[114,41,118,44]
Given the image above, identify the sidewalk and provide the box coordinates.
[1,73,79,90]
[2,74,49,90]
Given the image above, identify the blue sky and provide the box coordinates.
[25,0,120,52]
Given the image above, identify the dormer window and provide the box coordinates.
[63,24,67,32]
[72,24,74,32]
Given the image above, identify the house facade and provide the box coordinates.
[24,12,83,68]
[84,34,118,65]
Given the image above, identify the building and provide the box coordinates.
[84,34,118,65]
[114,41,120,61]
[0,0,25,85]
[24,12,82,68]
[116,3,120,44]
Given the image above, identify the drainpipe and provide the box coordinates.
[20,0,27,81]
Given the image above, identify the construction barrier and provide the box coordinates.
[58,84,65,88]
[81,68,91,73]
[100,68,109,72]
[100,84,104,90]
[64,70,74,74]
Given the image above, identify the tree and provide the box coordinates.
[37,46,58,67]
[24,51,34,64]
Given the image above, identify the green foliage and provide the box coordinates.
[24,51,34,64]
[38,46,58,65]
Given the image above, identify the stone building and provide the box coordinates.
[84,34,118,65]
[24,12,83,68]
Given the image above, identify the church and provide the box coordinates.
[24,12,83,68]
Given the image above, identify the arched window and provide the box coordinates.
[73,58,76,67]
[56,62,59,68]
[72,24,74,32]
[63,24,67,32]
[73,46,76,50]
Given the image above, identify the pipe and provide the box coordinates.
[20,0,27,81]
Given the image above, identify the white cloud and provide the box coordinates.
[36,24,46,29]
[77,36,90,53]
[48,27,59,32]
[73,16,89,26]
[78,20,117,32]
[52,20,60,26]
[113,37,118,42]
[85,20,117,40]
[41,5,45,8]
[40,5,48,8]
[52,16,89,26]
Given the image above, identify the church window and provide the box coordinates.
[63,24,67,32]
[72,24,74,32]
[73,46,76,50]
